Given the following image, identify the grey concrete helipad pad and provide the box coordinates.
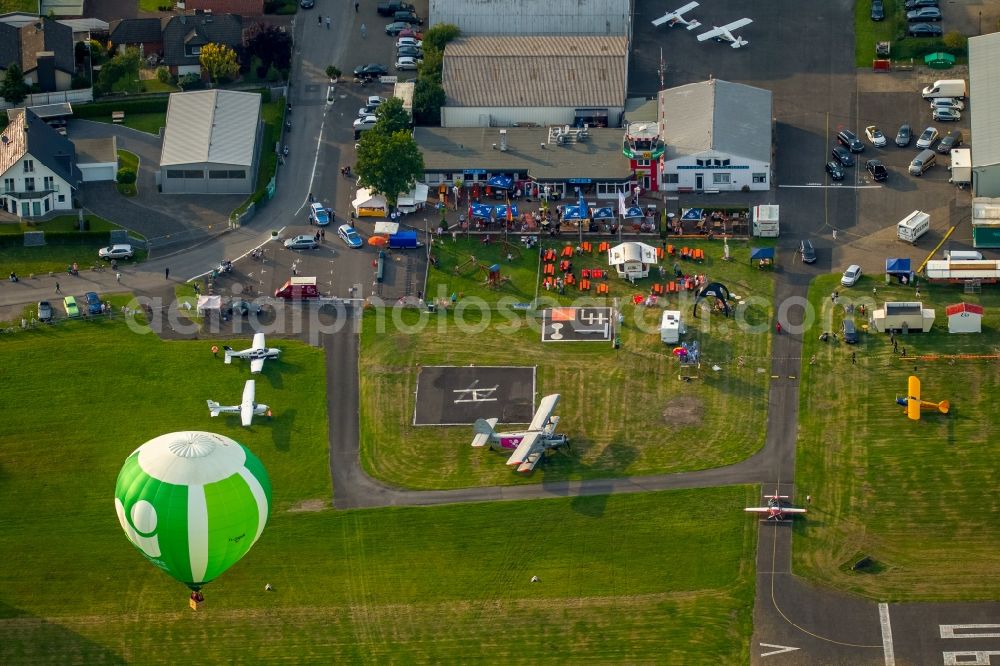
[413,366,535,425]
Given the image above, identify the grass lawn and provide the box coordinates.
[116,150,138,197]
[854,0,967,67]
[0,324,756,663]
[91,112,167,136]
[140,77,177,94]
[0,215,146,277]
[794,273,1000,601]
[138,0,163,11]
[0,0,36,13]
[363,237,775,489]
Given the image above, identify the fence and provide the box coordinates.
[0,88,94,111]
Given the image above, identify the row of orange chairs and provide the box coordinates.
[541,275,609,294]
[580,269,606,279]
[648,279,700,296]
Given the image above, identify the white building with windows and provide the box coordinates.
[0,109,80,217]
[657,79,772,192]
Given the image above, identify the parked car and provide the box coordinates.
[826,161,845,180]
[800,240,817,263]
[300,0,315,7]
[871,0,884,20]
[353,114,377,130]
[365,95,387,108]
[37,300,53,322]
[284,235,320,250]
[904,0,938,9]
[393,10,423,25]
[227,298,262,317]
[98,243,134,260]
[358,104,380,118]
[396,37,422,49]
[932,107,961,122]
[916,126,939,149]
[837,129,865,153]
[337,224,363,248]
[84,291,103,315]
[865,125,887,147]
[841,264,863,287]
[895,123,912,147]
[937,130,963,153]
[866,159,888,182]
[395,56,421,70]
[832,146,854,167]
[907,22,943,37]
[907,7,942,22]
[385,21,411,35]
[309,202,330,226]
[842,318,859,344]
[353,63,388,78]
[63,295,80,318]
[930,97,964,111]
[396,46,423,58]
[397,27,423,39]
[377,1,414,16]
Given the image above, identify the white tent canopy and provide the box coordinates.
[196,294,222,314]
[374,221,400,235]
[352,184,430,217]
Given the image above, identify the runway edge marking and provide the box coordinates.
[879,603,896,666]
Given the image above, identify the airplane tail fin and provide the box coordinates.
[937,399,950,414]
[206,400,221,417]
[223,346,233,364]
[471,418,499,447]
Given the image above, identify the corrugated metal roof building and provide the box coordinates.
[429,0,631,37]
[159,90,262,194]
[970,33,1000,197]
[657,79,773,192]
[440,36,628,128]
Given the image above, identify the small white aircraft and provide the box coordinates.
[744,489,807,522]
[471,394,568,473]
[652,1,702,30]
[207,380,271,427]
[697,17,752,49]
[223,332,280,374]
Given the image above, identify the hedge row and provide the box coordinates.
[73,97,170,119]
[0,231,112,248]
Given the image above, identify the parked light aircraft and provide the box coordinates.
[697,18,752,49]
[895,375,949,421]
[745,489,807,522]
[223,332,280,373]
[207,380,271,426]
[652,1,701,30]
[470,394,568,473]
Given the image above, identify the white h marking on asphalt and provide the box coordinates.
[879,603,896,666]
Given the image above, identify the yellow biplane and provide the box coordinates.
[896,376,950,420]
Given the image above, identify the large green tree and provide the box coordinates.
[421,23,460,52]
[373,97,411,135]
[356,130,424,207]
[200,43,240,85]
[413,74,445,126]
[0,64,29,105]
[243,23,292,78]
[95,47,140,94]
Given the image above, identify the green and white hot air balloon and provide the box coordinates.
[114,431,271,595]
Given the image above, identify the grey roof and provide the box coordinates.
[970,33,1000,168]
[161,90,261,167]
[658,79,772,162]
[0,110,82,185]
[414,126,632,181]
[161,14,243,67]
[6,102,73,121]
[0,16,74,74]
[623,97,658,122]
[442,36,628,108]
[109,18,165,46]
[72,137,117,164]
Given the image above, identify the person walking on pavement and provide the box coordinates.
[851,352,856,365]
[55,281,61,294]
[116,272,122,283]
[355,1,359,11]
[318,15,322,25]
[360,22,367,38]
[165,267,170,280]
[325,16,331,29]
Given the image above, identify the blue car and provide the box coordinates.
[337,224,363,248]
[84,291,103,315]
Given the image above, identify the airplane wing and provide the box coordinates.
[241,380,256,426]
[250,357,265,374]
[528,394,560,431]
[517,450,545,473]
[780,508,807,514]
[652,2,698,26]
[506,432,542,467]
[471,418,499,447]
[744,507,771,514]
[907,375,921,421]
[252,332,266,351]
[722,17,752,31]
[696,26,725,42]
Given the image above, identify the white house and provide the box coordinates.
[658,79,773,193]
[608,241,658,280]
[946,302,983,333]
[0,109,81,217]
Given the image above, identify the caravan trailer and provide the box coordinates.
[898,210,930,244]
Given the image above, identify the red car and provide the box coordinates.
[398,27,423,39]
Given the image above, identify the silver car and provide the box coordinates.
[284,234,319,250]
[915,127,939,149]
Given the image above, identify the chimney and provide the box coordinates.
[499,129,507,152]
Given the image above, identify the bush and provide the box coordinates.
[73,97,169,119]
[942,31,967,52]
[326,66,341,80]
[156,67,171,84]
[265,64,282,82]
[116,168,137,185]
[177,73,203,90]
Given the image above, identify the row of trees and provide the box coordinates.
[412,24,460,125]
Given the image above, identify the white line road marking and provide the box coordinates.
[760,643,799,657]
[944,651,1000,665]
[941,625,1000,639]
[295,111,330,217]
[879,603,895,666]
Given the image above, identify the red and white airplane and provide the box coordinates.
[470,394,568,473]
[223,332,280,374]
[745,489,807,522]
[651,2,702,30]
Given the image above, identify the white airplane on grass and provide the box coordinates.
[652,1,702,29]
[745,489,807,522]
[223,332,280,374]
[207,380,271,427]
[697,18,752,49]
[471,394,568,473]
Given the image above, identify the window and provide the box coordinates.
[695,159,705,167]
[722,159,731,167]
[209,171,228,179]
[663,173,679,184]
[3,178,13,193]
[184,170,204,179]
[189,46,201,55]
[23,160,34,173]
[752,173,767,183]
[167,170,184,179]
[24,177,35,191]
[57,194,65,203]
[167,170,203,179]
[712,173,731,185]
[43,198,50,212]
[43,176,54,191]
[229,170,246,179]
[634,159,650,167]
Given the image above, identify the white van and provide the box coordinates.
[898,210,930,244]
[921,79,967,99]
[944,250,983,261]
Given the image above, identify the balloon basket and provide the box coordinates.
[189,598,203,610]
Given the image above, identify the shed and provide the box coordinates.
[946,302,983,333]
[660,310,685,343]
[870,301,935,333]
[607,241,658,280]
